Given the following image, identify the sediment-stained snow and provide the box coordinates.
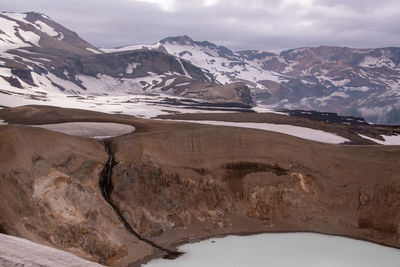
[359,134,400,145]
[30,122,135,138]
[0,233,105,267]
[144,233,400,267]
[173,120,349,144]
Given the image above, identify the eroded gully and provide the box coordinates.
[99,140,182,260]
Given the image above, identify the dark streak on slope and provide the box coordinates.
[99,140,183,260]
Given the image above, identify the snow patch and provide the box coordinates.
[101,42,161,53]
[175,82,190,87]
[17,28,41,46]
[172,120,350,144]
[359,134,400,145]
[57,32,64,40]
[359,56,395,68]
[345,86,370,92]
[178,59,191,77]
[86,47,101,54]
[34,20,58,37]
[2,12,28,22]
[0,17,30,51]
[126,62,141,74]
[163,78,176,87]
[0,233,104,266]
[30,122,135,138]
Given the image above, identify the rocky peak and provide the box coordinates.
[160,35,195,46]
[236,50,276,61]
[0,11,102,56]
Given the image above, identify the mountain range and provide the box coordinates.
[1,12,400,123]
[107,35,400,124]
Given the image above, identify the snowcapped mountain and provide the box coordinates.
[107,36,400,124]
[0,13,253,110]
[1,12,399,123]
[0,12,102,55]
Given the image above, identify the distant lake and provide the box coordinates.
[143,232,400,267]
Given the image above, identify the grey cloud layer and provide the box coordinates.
[2,0,399,51]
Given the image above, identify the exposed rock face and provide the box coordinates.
[110,125,400,250]
[0,125,154,266]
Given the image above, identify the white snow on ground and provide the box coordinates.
[45,73,85,93]
[0,13,45,49]
[76,73,172,95]
[0,85,232,119]
[101,43,161,53]
[0,68,13,76]
[126,62,141,74]
[30,122,135,138]
[160,42,284,86]
[2,12,29,24]
[0,233,105,267]
[0,68,30,91]
[57,32,64,40]
[174,82,190,87]
[103,41,285,87]
[163,77,176,87]
[33,20,58,36]
[359,56,395,68]
[17,29,41,47]
[0,12,65,50]
[251,104,288,115]
[0,16,30,51]
[86,47,102,54]
[178,59,191,77]
[359,134,400,145]
[144,233,400,267]
[172,120,349,144]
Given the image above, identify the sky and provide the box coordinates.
[2,0,400,51]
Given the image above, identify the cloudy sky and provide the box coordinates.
[2,0,400,51]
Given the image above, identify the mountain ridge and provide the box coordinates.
[1,11,399,123]
[0,12,253,109]
[106,35,400,124]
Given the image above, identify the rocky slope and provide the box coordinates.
[110,123,400,251]
[0,105,400,266]
[0,12,253,108]
[109,35,400,124]
[0,12,102,56]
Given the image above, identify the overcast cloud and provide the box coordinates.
[2,0,400,51]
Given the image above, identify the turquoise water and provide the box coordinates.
[144,232,400,267]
